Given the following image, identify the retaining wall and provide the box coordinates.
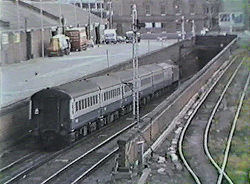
[118,36,237,168]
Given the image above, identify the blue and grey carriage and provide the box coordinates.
[30,63,179,144]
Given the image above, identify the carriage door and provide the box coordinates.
[40,97,59,131]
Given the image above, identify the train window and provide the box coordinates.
[79,101,82,110]
[76,102,78,112]
[118,88,120,95]
[104,92,107,101]
[90,97,93,106]
[87,98,90,107]
[95,96,97,104]
[84,99,87,108]
[124,85,130,93]
[95,95,97,104]
[82,100,84,109]
[89,97,91,106]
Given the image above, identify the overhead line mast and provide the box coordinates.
[132,4,140,124]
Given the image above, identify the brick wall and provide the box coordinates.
[0,29,51,65]
[109,0,220,35]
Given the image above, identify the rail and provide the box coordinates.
[178,55,242,183]
[203,58,246,184]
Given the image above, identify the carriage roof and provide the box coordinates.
[55,79,99,98]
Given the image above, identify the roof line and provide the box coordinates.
[16,0,60,21]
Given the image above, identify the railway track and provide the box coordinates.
[1,118,134,184]
[4,84,176,184]
[1,151,52,184]
[178,56,249,183]
[39,123,132,184]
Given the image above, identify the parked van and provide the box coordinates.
[104,29,117,44]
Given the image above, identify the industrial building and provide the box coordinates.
[0,0,105,65]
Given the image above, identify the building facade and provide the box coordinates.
[0,0,105,65]
[108,0,221,35]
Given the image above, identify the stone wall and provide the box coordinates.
[117,36,237,167]
[0,29,51,65]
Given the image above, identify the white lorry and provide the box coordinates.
[104,29,117,44]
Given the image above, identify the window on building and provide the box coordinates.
[162,22,167,28]
[160,4,165,15]
[145,4,150,15]
[155,22,162,28]
[145,22,153,28]
[190,3,195,14]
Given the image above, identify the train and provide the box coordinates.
[30,63,179,145]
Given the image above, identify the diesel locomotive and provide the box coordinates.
[30,63,179,145]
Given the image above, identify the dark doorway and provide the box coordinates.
[26,31,32,60]
[95,26,100,44]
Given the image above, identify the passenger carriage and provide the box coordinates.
[30,63,179,145]
[89,75,123,125]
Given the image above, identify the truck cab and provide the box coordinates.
[47,34,71,57]
[104,29,117,44]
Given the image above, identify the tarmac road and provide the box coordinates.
[0,39,177,108]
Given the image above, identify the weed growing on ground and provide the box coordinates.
[225,96,249,183]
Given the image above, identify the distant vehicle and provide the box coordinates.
[117,36,125,43]
[219,12,244,32]
[200,28,209,35]
[125,31,141,43]
[47,34,71,57]
[104,29,117,44]
[65,28,88,51]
